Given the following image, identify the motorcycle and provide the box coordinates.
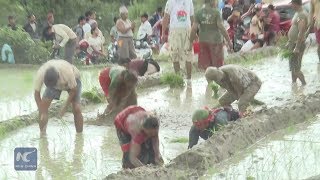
[107,41,118,63]
[134,36,153,60]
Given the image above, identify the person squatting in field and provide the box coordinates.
[205,64,262,117]
[114,105,163,168]
[188,106,240,149]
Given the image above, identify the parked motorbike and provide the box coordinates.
[134,37,153,60]
[107,41,118,63]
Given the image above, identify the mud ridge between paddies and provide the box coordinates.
[106,91,320,180]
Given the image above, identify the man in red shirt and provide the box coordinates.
[265,4,280,45]
[114,105,163,168]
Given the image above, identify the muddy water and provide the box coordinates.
[206,116,320,180]
[0,68,101,121]
[0,122,122,179]
[1,48,320,178]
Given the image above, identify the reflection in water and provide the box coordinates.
[37,134,84,179]
[185,86,192,103]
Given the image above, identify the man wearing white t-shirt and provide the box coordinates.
[137,13,153,41]
[162,0,194,81]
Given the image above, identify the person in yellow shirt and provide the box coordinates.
[45,24,77,63]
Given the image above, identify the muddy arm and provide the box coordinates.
[151,135,163,165]
[295,17,307,51]
[188,126,200,149]
[129,143,144,167]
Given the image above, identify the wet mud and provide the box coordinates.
[106,91,320,180]
[0,46,319,179]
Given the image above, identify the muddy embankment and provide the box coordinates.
[0,47,278,139]
[106,91,320,180]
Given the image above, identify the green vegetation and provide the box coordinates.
[160,73,185,88]
[277,34,293,60]
[246,176,255,180]
[279,49,294,60]
[0,114,37,139]
[81,87,104,103]
[0,28,50,64]
[209,82,219,99]
[170,137,189,143]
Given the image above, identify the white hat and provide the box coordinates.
[119,6,128,14]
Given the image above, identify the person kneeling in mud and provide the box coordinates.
[99,66,138,115]
[188,106,240,149]
[114,105,164,168]
[205,64,262,117]
[118,57,161,76]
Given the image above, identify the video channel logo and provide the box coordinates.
[14,147,37,171]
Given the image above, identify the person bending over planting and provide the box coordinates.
[114,105,163,168]
[205,64,262,117]
[99,66,138,115]
[34,60,83,135]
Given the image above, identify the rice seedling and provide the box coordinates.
[170,137,189,143]
[160,73,185,88]
[82,87,104,103]
[209,82,219,99]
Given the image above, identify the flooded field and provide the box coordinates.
[1,47,320,179]
[206,116,320,180]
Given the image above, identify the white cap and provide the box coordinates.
[119,6,128,14]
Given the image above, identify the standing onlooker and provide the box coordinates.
[74,16,86,42]
[116,6,137,63]
[137,13,153,41]
[249,6,264,38]
[309,0,320,62]
[83,11,92,34]
[191,0,232,70]
[7,16,17,30]
[24,14,39,39]
[162,0,194,81]
[87,11,97,27]
[42,11,55,41]
[45,24,77,63]
[110,17,119,43]
[222,0,234,21]
[286,0,307,85]
[150,7,163,27]
[265,4,280,45]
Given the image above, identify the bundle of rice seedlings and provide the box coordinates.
[82,87,104,103]
[209,82,220,99]
[160,73,185,88]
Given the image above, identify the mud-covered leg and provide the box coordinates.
[218,91,237,107]
[238,82,261,113]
